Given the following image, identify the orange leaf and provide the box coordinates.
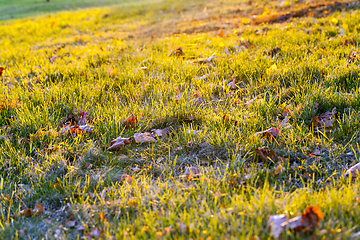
[35,203,44,214]
[98,212,106,222]
[123,113,137,128]
[21,208,32,218]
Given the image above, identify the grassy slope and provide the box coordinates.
[1,0,360,239]
[0,0,151,21]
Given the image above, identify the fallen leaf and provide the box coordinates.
[267,206,324,239]
[275,164,284,175]
[92,228,103,238]
[267,214,287,238]
[224,47,231,57]
[255,147,279,162]
[79,124,94,133]
[151,129,168,139]
[216,30,226,38]
[123,113,137,128]
[98,212,106,222]
[20,208,32,218]
[227,79,238,90]
[66,219,76,227]
[120,174,132,184]
[77,225,86,232]
[344,162,360,179]
[169,46,184,56]
[107,67,116,76]
[50,55,57,63]
[35,203,44,214]
[134,132,157,144]
[107,136,130,151]
[348,52,359,63]
[78,111,87,125]
[313,148,321,156]
[310,108,336,133]
[182,166,201,180]
[255,127,280,140]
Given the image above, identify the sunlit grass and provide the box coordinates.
[0,0,360,239]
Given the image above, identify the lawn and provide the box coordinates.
[1,0,360,239]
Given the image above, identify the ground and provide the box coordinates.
[0,0,360,239]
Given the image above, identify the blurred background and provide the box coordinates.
[0,0,152,20]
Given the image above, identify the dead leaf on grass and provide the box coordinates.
[134,132,157,143]
[92,228,103,238]
[255,127,280,140]
[34,203,44,214]
[169,46,184,56]
[344,162,360,179]
[310,108,337,134]
[98,212,106,222]
[123,113,137,128]
[182,166,201,180]
[66,219,76,227]
[255,147,279,163]
[151,129,168,139]
[20,208,32,218]
[107,136,130,152]
[267,206,324,239]
[120,174,133,184]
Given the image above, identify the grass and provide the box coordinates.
[0,0,153,21]
[1,0,360,239]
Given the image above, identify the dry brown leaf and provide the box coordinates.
[20,208,32,218]
[66,219,76,227]
[120,174,133,184]
[216,30,226,38]
[151,129,168,139]
[344,162,360,179]
[107,137,130,151]
[313,148,321,156]
[255,147,279,162]
[92,228,103,238]
[268,206,324,239]
[169,46,184,56]
[134,132,157,144]
[35,203,44,214]
[255,127,280,140]
[310,108,337,133]
[77,225,86,232]
[182,166,201,180]
[123,113,137,128]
